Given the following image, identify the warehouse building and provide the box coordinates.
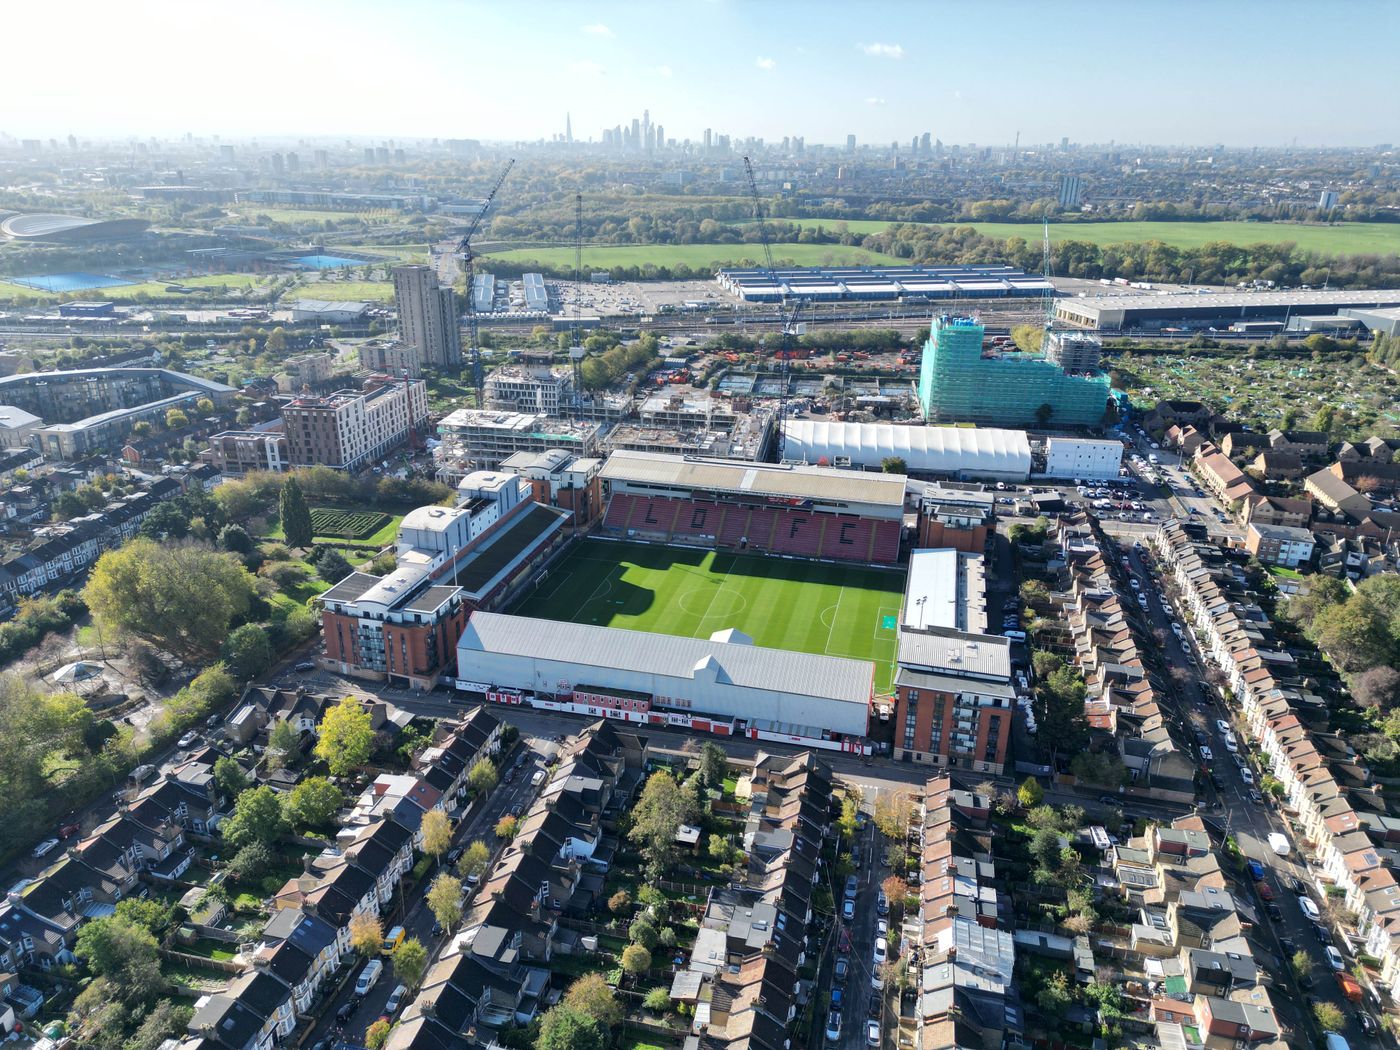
[1042,437,1123,480]
[919,315,1111,428]
[1057,288,1400,331]
[522,273,549,312]
[455,613,874,748]
[1341,306,1400,338]
[781,419,1032,480]
[715,264,1053,303]
[291,300,371,325]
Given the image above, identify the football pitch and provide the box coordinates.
[511,539,905,694]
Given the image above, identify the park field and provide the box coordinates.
[280,279,395,302]
[510,539,904,693]
[780,217,1400,255]
[485,241,903,271]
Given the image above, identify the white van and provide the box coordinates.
[355,958,383,996]
[1267,832,1290,856]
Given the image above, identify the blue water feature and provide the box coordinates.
[5,272,133,292]
[290,255,365,270]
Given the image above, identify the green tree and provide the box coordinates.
[1314,1001,1345,1032]
[422,809,453,859]
[697,740,728,791]
[282,776,343,829]
[311,547,352,583]
[314,697,374,775]
[84,539,256,658]
[223,623,272,680]
[267,327,288,353]
[213,756,249,798]
[427,873,464,930]
[1011,324,1044,353]
[165,408,189,429]
[1017,778,1044,808]
[537,1005,607,1050]
[196,397,215,415]
[643,986,671,1013]
[227,841,273,884]
[628,770,686,878]
[460,840,490,879]
[630,918,658,950]
[1290,950,1311,979]
[620,943,652,976]
[393,937,428,988]
[75,916,162,999]
[279,476,314,549]
[113,898,176,939]
[124,1000,192,1050]
[267,719,301,768]
[466,757,499,796]
[881,456,908,474]
[562,972,623,1030]
[222,786,289,849]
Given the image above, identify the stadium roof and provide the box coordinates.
[0,213,150,242]
[292,299,370,313]
[459,611,874,708]
[782,420,1031,474]
[599,448,906,508]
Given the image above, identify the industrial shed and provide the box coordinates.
[456,612,873,741]
[781,420,1032,480]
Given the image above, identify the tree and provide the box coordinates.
[562,972,623,1030]
[349,912,383,957]
[631,918,658,950]
[422,809,453,859]
[1019,579,1051,609]
[1290,950,1311,979]
[697,740,728,791]
[427,873,464,930]
[223,623,272,680]
[881,876,908,918]
[495,814,519,840]
[364,1020,392,1050]
[608,889,633,915]
[620,944,652,975]
[311,547,352,583]
[460,840,490,879]
[1355,666,1400,709]
[1017,777,1044,808]
[643,986,671,1013]
[314,697,374,776]
[222,786,289,849]
[165,408,189,430]
[1314,1001,1345,1032]
[881,456,908,474]
[466,757,499,796]
[75,916,162,1000]
[1311,598,1392,672]
[227,842,273,884]
[218,523,255,556]
[84,539,257,658]
[124,1000,192,1050]
[267,719,301,768]
[196,397,215,415]
[114,897,177,939]
[279,476,314,549]
[213,756,249,799]
[873,791,913,840]
[283,776,343,829]
[837,797,859,842]
[393,937,428,988]
[537,1005,607,1050]
[267,327,288,353]
[628,770,686,878]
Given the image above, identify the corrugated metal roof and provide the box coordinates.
[459,612,874,707]
[782,420,1031,474]
[599,449,905,508]
[897,627,1011,680]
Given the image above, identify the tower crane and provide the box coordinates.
[569,192,586,411]
[455,158,514,401]
[742,156,779,288]
[1039,214,1056,353]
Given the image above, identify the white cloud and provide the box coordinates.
[581,23,613,36]
[654,65,673,78]
[755,56,776,71]
[859,42,905,59]
[569,60,606,76]
[865,97,886,106]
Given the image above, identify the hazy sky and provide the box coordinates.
[6,0,1398,147]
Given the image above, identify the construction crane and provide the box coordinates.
[742,156,779,287]
[1039,214,1056,353]
[455,158,514,401]
[568,192,586,412]
[772,296,805,460]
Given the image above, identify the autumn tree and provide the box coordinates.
[460,840,490,879]
[465,757,498,796]
[494,814,519,841]
[562,972,623,1030]
[314,697,373,775]
[349,912,383,957]
[422,809,452,859]
[620,944,652,976]
[427,873,464,930]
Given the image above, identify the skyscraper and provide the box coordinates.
[1058,175,1083,209]
[565,112,573,145]
[846,134,856,153]
[392,265,463,368]
[654,124,664,151]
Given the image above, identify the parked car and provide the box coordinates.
[1325,946,1346,972]
[873,937,888,965]
[336,1000,357,1023]
[844,875,858,901]
[1299,896,1321,921]
[1258,882,1275,901]
[446,846,464,866]
[1246,859,1266,881]
[834,958,849,984]
[385,984,408,1015]
[1265,902,1284,921]
[1290,877,1308,895]
[866,1020,881,1047]
[355,958,383,996]
[177,731,198,749]
[294,661,316,672]
[842,899,855,921]
[1200,746,1213,762]
[1267,832,1290,856]
[825,1010,842,1042]
[876,892,889,916]
[31,838,59,859]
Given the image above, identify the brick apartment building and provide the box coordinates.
[498,449,603,533]
[282,376,428,471]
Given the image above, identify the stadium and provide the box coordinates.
[0,213,151,243]
[450,449,917,751]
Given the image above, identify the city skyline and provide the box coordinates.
[6,0,1399,147]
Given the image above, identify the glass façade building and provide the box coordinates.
[917,315,1112,427]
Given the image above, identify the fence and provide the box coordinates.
[159,947,246,975]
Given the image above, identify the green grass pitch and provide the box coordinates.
[510,539,905,694]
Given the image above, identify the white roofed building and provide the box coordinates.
[782,419,1031,481]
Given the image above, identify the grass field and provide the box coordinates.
[485,242,903,270]
[512,539,904,693]
[0,271,276,303]
[280,279,395,302]
[780,217,1400,255]
[309,508,391,541]
[229,206,397,225]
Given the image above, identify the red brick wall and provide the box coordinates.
[917,518,988,553]
[323,612,359,663]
